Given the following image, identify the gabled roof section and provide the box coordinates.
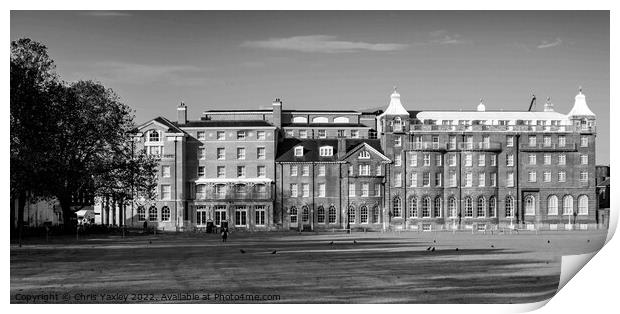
[136,116,186,134]
[340,141,390,162]
[276,139,340,162]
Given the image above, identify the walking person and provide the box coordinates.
[221,225,229,242]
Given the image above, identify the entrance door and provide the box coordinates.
[289,206,298,228]
[301,206,310,230]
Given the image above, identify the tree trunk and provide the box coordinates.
[112,198,117,226]
[16,192,27,246]
[105,195,110,226]
[59,195,74,232]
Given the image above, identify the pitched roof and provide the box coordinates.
[136,116,186,133]
[275,138,385,162]
[175,120,274,128]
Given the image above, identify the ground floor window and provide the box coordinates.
[302,206,309,223]
[409,198,418,218]
[255,205,265,226]
[488,197,496,218]
[348,206,356,224]
[372,206,379,223]
[137,206,145,221]
[563,195,573,215]
[506,196,514,217]
[433,197,441,217]
[214,205,226,226]
[578,195,588,215]
[148,206,158,222]
[328,206,337,223]
[477,197,486,217]
[449,198,457,218]
[290,206,298,223]
[235,206,247,226]
[464,197,473,217]
[392,197,402,217]
[360,206,368,224]
[161,206,171,221]
[317,206,325,223]
[196,205,207,226]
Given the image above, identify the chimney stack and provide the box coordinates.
[337,138,347,159]
[177,102,187,125]
[272,98,282,129]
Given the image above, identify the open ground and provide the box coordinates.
[10,229,607,304]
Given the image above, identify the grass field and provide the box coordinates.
[10,229,607,304]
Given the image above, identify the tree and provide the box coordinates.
[10,38,58,237]
[11,38,158,232]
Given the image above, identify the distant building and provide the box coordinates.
[124,87,600,231]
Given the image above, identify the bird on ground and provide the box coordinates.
[431,247,436,252]
[587,239,590,243]
[240,249,246,254]
[271,250,277,254]
[491,245,495,248]
[148,240,152,244]
[353,240,357,244]
[455,248,459,251]
[426,246,431,251]
[547,240,551,244]
[433,240,436,243]
[329,241,334,245]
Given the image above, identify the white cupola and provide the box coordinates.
[568,87,595,117]
[477,98,486,112]
[543,97,555,112]
[382,88,409,116]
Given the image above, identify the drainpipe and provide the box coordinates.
[174,136,178,232]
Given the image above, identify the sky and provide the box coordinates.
[10,11,609,164]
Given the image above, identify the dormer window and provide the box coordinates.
[294,146,304,157]
[319,146,333,157]
[359,151,370,159]
[393,117,402,132]
[147,130,161,142]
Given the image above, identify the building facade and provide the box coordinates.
[124,88,600,232]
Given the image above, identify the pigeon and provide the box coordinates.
[431,247,436,252]
[271,250,277,254]
[547,240,551,244]
[148,240,152,244]
[455,248,459,251]
[426,246,431,251]
[587,239,590,243]
[240,249,246,254]
[353,240,357,244]
[329,241,334,245]
[491,245,494,248]
[433,240,436,243]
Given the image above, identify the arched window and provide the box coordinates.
[292,116,308,123]
[147,130,160,142]
[477,196,486,217]
[348,205,356,224]
[393,117,402,132]
[317,206,325,223]
[409,197,418,218]
[290,206,298,223]
[302,206,309,223]
[372,206,379,223]
[148,206,158,222]
[422,197,431,217]
[392,197,402,217]
[334,117,350,123]
[547,195,558,215]
[360,206,368,224]
[161,206,170,221]
[434,197,442,217]
[137,206,145,221]
[449,197,457,218]
[525,195,536,215]
[563,195,573,215]
[578,195,588,215]
[328,206,337,224]
[464,197,473,217]
[506,196,514,217]
[312,117,328,123]
[488,196,496,218]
